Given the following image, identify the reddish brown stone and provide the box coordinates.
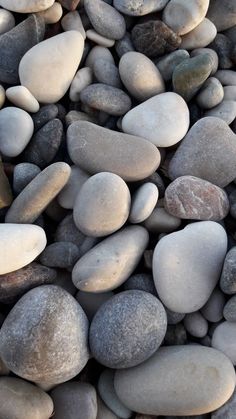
[58,0,80,10]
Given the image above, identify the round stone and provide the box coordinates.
[6,86,39,113]
[86,29,115,48]
[196,77,224,109]
[201,288,225,322]
[212,321,236,365]
[180,18,217,50]
[129,183,158,224]
[0,0,55,12]
[220,248,236,294]
[113,0,169,15]
[89,290,167,368]
[0,9,15,35]
[58,166,89,210]
[0,285,89,387]
[69,67,93,102]
[85,46,115,69]
[184,311,208,338]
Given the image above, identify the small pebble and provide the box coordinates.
[205,100,236,124]
[6,86,40,113]
[212,321,236,365]
[129,183,158,224]
[13,162,41,194]
[196,77,224,109]
[184,312,208,338]
[36,2,63,24]
[156,49,190,81]
[94,59,121,88]
[61,10,86,39]
[223,295,236,321]
[201,288,226,322]
[144,207,181,233]
[207,0,236,31]
[86,29,115,47]
[69,67,93,102]
[180,18,217,50]
[40,242,80,269]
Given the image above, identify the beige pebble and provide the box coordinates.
[0,0,55,13]
[36,2,63,24]
[61,10,86,39]
[6,86,40,113]
[86,29,115,47]
[69,67,93,102]
[181,18,217,50]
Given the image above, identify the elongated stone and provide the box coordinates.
[0,0,55,13]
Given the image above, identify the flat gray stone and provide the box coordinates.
[39,242,80,269]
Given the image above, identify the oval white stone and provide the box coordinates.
[0,0,55,13]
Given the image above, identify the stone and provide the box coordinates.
[0,262,56,303]
[184,312,208,338]
[114,0,168,15]
[114,345,236,416]
[220,247,236,294]
[212,321,236,365]
[129,183,158,224]
[0,85,5,109]
[164,323,187,346]
[0,285,89,387]
[144,207,181,233]
[0,0,55,12]
[23,119,63,168]
[90,290,167,368]
[172,54,214,101]
[58,166,89,209]
[124,273,157,295]
[65,110,97,126]
[97,396,120,419]
[223,295,236,321]
[115,32,134,58]
[98,370,132,418]
[163,0,210,35]
[215,70,236,86]
[13,163,41,195]
[36,2,63,24]
[58,0,80,10]
[122,92,189,147]
[180,18,217,50]
[166,309,185,325]
[119,52,165,101]
[164,176,229,221]
[94,59,121,88]
[0,224,46,275]
[40,242,80,269]
[76,290,114,320]
[61,10,85,39]
[224,85,236,100]
[207,0,236,31]
[156,49,190,81]
[209,33,233,69]
[212,388,236,419]
[0,377,54,419]
[19,31,84,103]
[72,226,149,292]
[85,46,115,69]
[0,9,15,35]
[153,221,227,313]
[0,14,45,85]
[86,30,115,47]
[6,162,71,224]
[196,77,224,109]
[55,214,87,248]
[205,100,236,124]
[32,104,58,131]
[169,117,236,187]
[6,86,39,113]
[200,287,225,322]
[69,67,93,102]
[80,83,131,116]
[131,20,181,58]
[0,160,13,208]
[191,47,218,75]
[51,382,97,419]
[67,121,160,181]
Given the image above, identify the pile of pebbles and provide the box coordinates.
[1,0,236,417]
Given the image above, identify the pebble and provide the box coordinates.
[180,18,217,50]
[89,290,167,368]
[67,121,160,181]
[156,49,190,81]
[207,0,236,31]
[169,117,236,187]
[32,104,58,131]
[5,162,71,224]
[72,226,149,292]
[98,369,132,418]
[0,285,89,387]
[114,345,236,416]
[55,213,87,248]
[0,262,56,304]
[144,207,181,233]
[210,33,233,69]
[85,46,115,69]
[201,288,225,322]
[0,9,15,35]
[73,172,131,237]
[212,321,236,365]
[223,295,236,321]
[6,86,40,113]
[97,396,120,419]
[65,110,97,126]
[0,223,46,274]
[184,312,208,338]
[58,165,89,209]
[196,77,224,109]
[124,273,157,295]
[0,161,13,208]
[80,83,131,116]
[153,221,227,313]
[131,20,181,58]
[61,10,86,39]
[205,100,236,124]
[191,47,219,74]
[51,382,97,419]
[166,309,185,325]
[122,92,189,147]
[94,59,121,88]
[58,0,80,10]
[76,290,114,320]
[0,377,54,419]
[19,30,84,103]
[86,29,115,47]
[69,67,93,102]
[215,69,236,85]
[13,162,41,194]
[163,0,210,35]
[172,54,214,101]
[223,85,236,100]
[212,388,236,419]
[119,52,165,101]
[39,242,80,269]
[84,0,126,40]
[0,14,45,85]
[164,175,229,221]
[129,183,158,224]
[113,0,169,15]
[220,247,236,294]
[115,32,134,58]
[36,2,63,24]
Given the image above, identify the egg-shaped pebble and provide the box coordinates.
[196,77,224,109]
[180,18,217,50]
[184,311,208,337]
[201,288,225,322]
[61,10,86,39]
[6,86,40,113]
[36,2,63,24]
[129,183,158,224]
[69,67,93,102]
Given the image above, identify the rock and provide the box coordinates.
[84,0,125,40]
[114,0,168,15]
[76,290,114,320]
[164,323,187,346]
[215,70,236,86]
[209,33,233,69]
[156,49,190,81]
[97,396,120,419]
[0,224,46,275]
[0,377,54,419]
[0,9,15,35]
[164,176,229,221]
[191,47,218,75]
[124,273,157,295]
[61,10,85,39]
[144,207,181,233]
[98,370,132,418]
[0,0,55,12]
[0,160,13,208]
[0,14,45,85]
[32,104,58,131]
[65,110,97,126]
[163,0,210,35]
[212,321,236,365]
[94,59,121,88]
[6,162,71,224]
[58,0,80,10]
[212,388,236,419]
[196,77,224,109]
[115,345,236,416]
[85,46,115,69]
[184,312,208,338]
[73,172,130,237]
[172,54,214,101]
[119,52,165,101]
[89,290,167,368]
[67,121,160,181]
[169,117,236,187]
[180,18,217,50]
[72,226,149,292]
[0,85,5,109]
[23,118,63,168]
[80,83,131,116]
[55,214,87,248]
[207,0,236,31]
[0,262,56,303]
[115,32,134,58]
[122,92,189,147]
[129,183,158,224]
[223,85,236,100]
[13,163,41,195]
[220,247,236,294]
[86,29,115,47]
[40,242,80,269]
[51,382,97,419]
[0,285,89,387]
[58,166,89,209]
[200,287,225,322]
[36,2,63,24]
[19,31,84,103]
[131,20,181,58]
[6,86,39,113]
[166,309,185,325]
[223,295,236,321]
[153,221,227,313]
[69,67,93,102]
[205,100,236,124]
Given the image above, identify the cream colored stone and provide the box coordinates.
[6,86,40,113]
[69,67,93,102]
[86,29,115,47]
[0,0,55,13]
[181,18,217,49]
[36,2,63,24]
[61,10,86,39]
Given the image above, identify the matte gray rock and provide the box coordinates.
[39,242,80,269]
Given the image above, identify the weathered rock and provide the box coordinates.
[212,321,236,365]
[114,0,169,15]
[220,247,236,294]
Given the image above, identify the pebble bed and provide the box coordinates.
[0,0,236,418]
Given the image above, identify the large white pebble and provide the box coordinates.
[122,92,189,147]
[6,86,39,113]
[0,0,55,13]
[153,221,227,313]
[19,30,84,103]
[0,224,46,274]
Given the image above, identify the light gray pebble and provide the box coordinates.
[196,77,224,109]
[223,295,236,321]
[129,183,158,224]
[93,59,121,88]
[144,207,181,233]
[184,311,208,338]
[205,100,236,124]
[201,288,225,322]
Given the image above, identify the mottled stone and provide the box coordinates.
[40,242,80,269]
[207,0,236,31]
[212,321,236,365]
[32,104,58,131]
[13,163,41,195]
[156,49,190,81]
[144,207,181,233]
[124,273,156,295]
[209,33,233,69]
[184,312,208,338]
[201,288,225,322]
[205,100,236,125]
[114,0,168,15]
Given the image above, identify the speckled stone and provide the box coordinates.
[55,214,87,248]
[184,312,208,338]
[89,290,167,368]
[13,163,41,195]
[39,242,80,269]
[94,59,121,88]
[220,247,236,294]
[0,285,89,387]
[201,288,225,322]
[114,0,168,15]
